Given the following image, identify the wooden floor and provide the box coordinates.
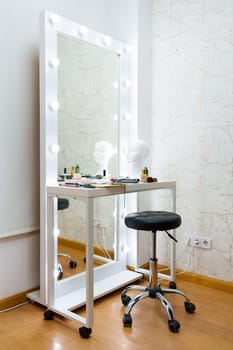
[1,277,233,349]
[1,244,233,349]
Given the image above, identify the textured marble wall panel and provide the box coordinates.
[151,0,233,281]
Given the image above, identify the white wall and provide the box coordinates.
[4,0,229,301]
[0,0,147,299]
[151,0,233,282]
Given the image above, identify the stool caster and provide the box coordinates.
[169,281,177,289]
[123,314,132,327]
[184,301,196,313]
[121,294,131,306]
[79,326,92,338]
[168,319,180,333]
[69,260,77,268]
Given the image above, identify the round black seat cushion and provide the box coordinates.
[125,211,181,232]
[58,198,69,211]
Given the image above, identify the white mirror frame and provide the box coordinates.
[39,11,133,303]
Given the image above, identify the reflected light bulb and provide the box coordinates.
[50,14,59,24]
[50,144,60,153]
[50,57,60,68]
[50,101,60,111]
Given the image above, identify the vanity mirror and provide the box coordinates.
[40,11,132,287]
[57,31,119,255]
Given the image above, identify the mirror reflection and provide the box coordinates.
[57,32,119,176]
[57,32,120,266]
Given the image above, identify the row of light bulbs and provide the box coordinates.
[49,14,131,53]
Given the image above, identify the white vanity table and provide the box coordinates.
[30,11,177,337]
[28,181,176,336]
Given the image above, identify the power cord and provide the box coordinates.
[0,300,29,313]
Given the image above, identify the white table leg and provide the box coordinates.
[85,197,94,328]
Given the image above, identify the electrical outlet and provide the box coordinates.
[189,236,212,249]
[190,236,202,247]
[201,237,212,249]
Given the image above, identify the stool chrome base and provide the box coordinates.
[121,282,195,332]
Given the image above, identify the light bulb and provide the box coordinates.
[103,36,111,45]
[122,146,126,154]
[124,113,132,121]
[79,25,88,35]
[50,144,60,153]
[121,245,130,253]
[50,57,60,68]
[121,212,126,219]
[124,46,131,54]
[49,101,59,111]
[123,79,131,88]
[49,14,59,25]
[54,269,59,279]
[53,228,60,237]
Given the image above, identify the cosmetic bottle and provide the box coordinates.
[140,168,147,182]
[71,166,76,176]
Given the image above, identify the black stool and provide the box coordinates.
[57,198,77,280]
[121,211,196,333]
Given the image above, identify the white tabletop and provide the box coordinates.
[47,181,176,198]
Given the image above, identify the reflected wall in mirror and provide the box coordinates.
[58,196,116,261]
[57,32,119,177]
